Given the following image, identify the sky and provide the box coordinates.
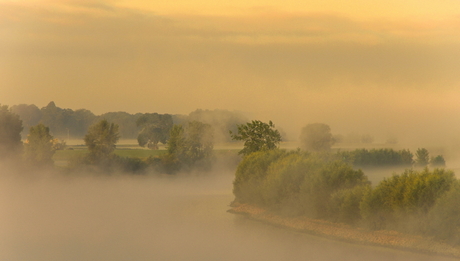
[1,0,460,148]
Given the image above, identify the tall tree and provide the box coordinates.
[84,119,120,163]
[415,148,430,167]
[431,155,446,167]
[165,121,214,170]
[299,123,335,152]
[0,105,23,159]
[187,109,248,143]
[24,123,55,167]
[230,120,281,156]
[10,104,42,137]
[137,113,173,149]
[184,121,214,163]
[100,111,140,139]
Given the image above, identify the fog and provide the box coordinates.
[2,1,460,153]
[0,168,457,261]
[2,1,460,258]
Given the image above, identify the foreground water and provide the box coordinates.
[0,172,457,261]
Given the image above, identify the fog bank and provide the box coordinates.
[0,170,457,261]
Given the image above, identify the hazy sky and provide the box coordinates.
[1,0,460,145]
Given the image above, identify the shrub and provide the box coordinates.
[360,168,455,230]
[234,149,369,219]
[329,185,370,225]
[426,181,460,244]
[261,151,318,213]
[431,155,446,167]
[298,160,368,219]
[233,149,287,204]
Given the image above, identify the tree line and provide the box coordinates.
[0,103,242,174]
[10,102,248,143]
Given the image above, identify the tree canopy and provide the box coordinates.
[24,123,55,167]
[187,109,248,143]
[165,121,214,171]
[0,105,23,159]
[415,148,429,167]
[84,119,120,163]
[299,123,335,151]
[136,113,173,149]
[230,120,281,156]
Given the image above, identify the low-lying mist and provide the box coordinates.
[1,167,457,261]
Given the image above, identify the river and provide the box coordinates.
[0,171,457,261]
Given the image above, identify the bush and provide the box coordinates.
[233,149,288,204]
[233,150,369,220]
[297,160,368,219]
[431,155,446,167]
[261,151,318,214]
[360,168,455,231]
[426,181,460,244]
[329,185,370,225]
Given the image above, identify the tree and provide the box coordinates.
[299,123,335,151]
[184,121,214,163]
[415,148,429,167]
[0,105,23,159]
[136,113,173,149]
[84,119,120,163]
[100,111,140,139]
[230,120,281,156]
[24,123,55,167]
[165,121,214,170]
[431,155,446,167]
[187,109,248,143]
[10,104,42,137]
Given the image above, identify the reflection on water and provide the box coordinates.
[0,173,456,261]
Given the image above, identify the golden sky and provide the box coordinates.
[1,0,460,145]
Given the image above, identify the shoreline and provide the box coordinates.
[228,203,460,259]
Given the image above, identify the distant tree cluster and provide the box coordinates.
[338,148,414,167]
[10,103,248,145]
[338,148,445,168]
[3,101,247,174]
[10,101,143,139]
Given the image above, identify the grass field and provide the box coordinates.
[53,141,243,166]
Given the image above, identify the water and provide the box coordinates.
[0,172,456,261]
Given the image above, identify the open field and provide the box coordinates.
[52,140,242,167]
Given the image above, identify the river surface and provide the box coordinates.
[0,172,457,261]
